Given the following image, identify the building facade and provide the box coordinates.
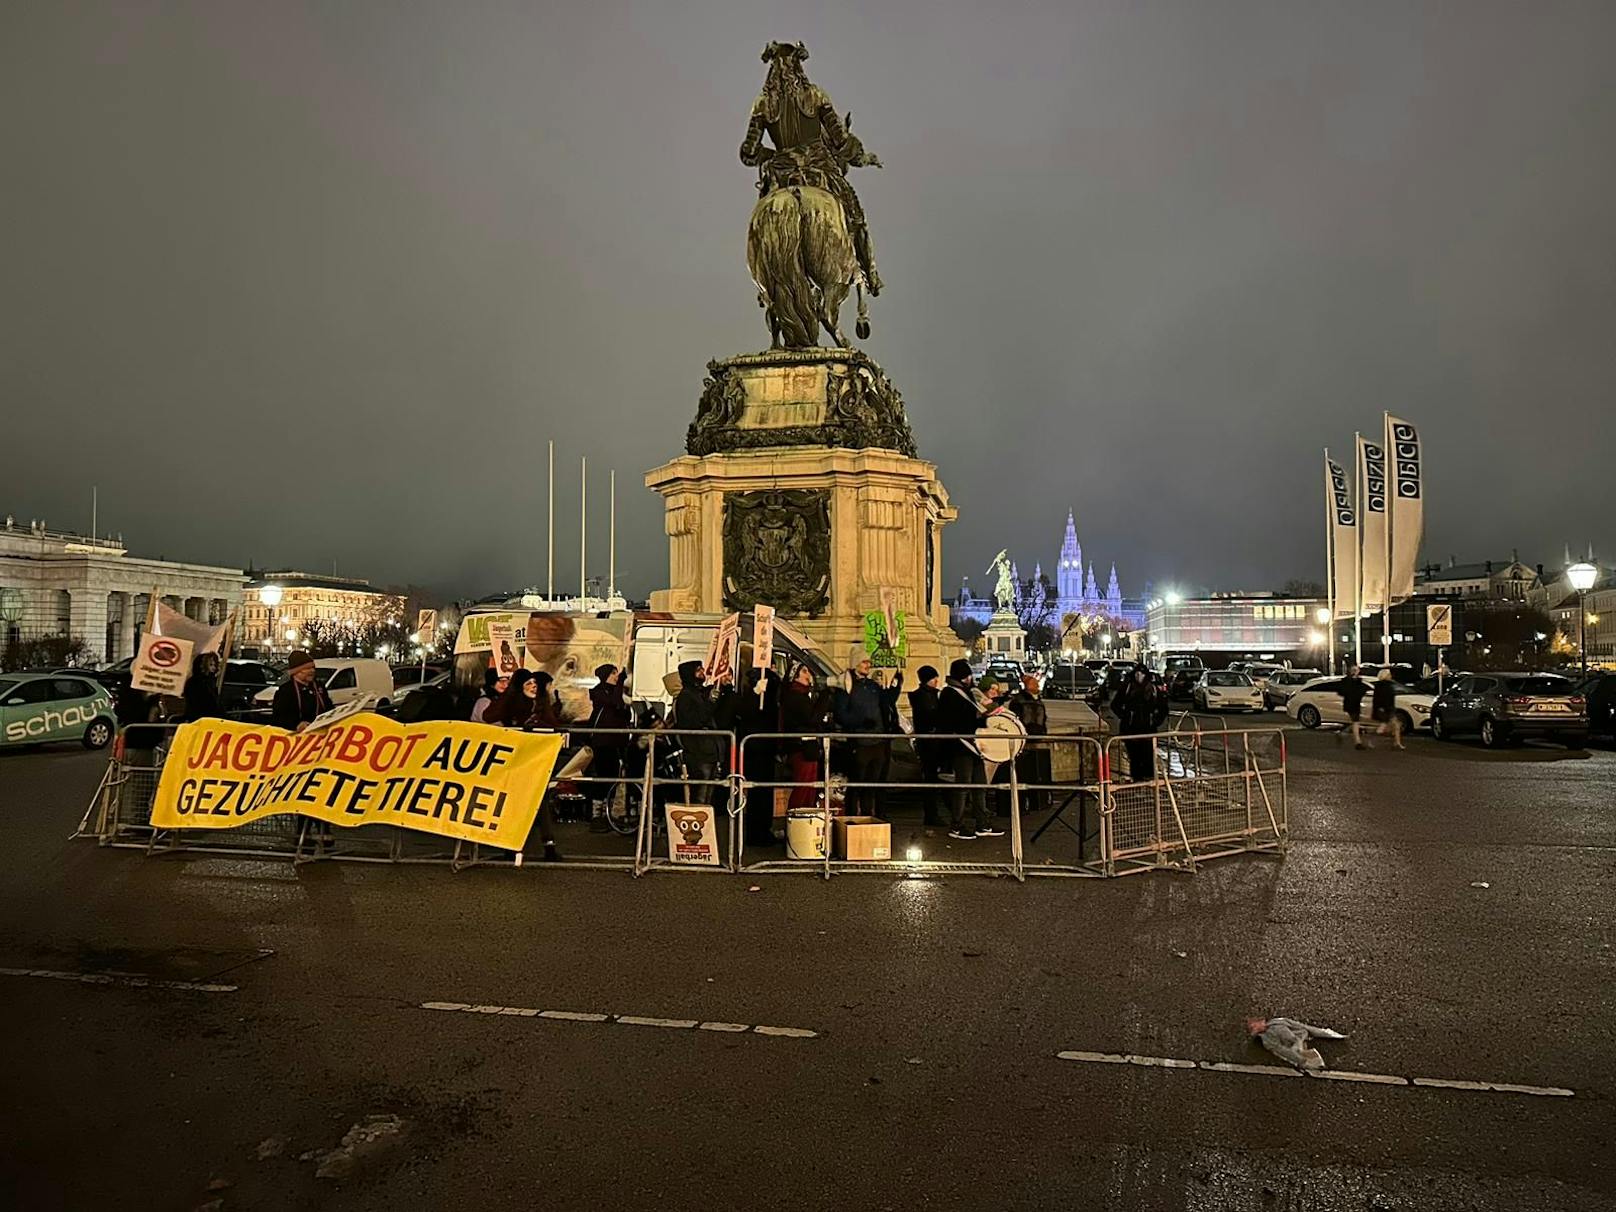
[1415,558,1539,601]
[1143,595,1331,664]
[241,572,407,653]
[952,510,1145,629]
[0,518,244,664]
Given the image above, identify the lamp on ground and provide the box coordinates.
[1567,562,1598,676]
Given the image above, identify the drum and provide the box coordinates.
[975,709,1027,765]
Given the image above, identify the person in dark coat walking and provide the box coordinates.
[935,659,1003,839]
[734,660,784,848]
[1110,664,1164,781]
[832,648,901,816]
[907,665,944,827]
[183,653,223,722]
[270,651,331,732]
[1371,667,1404,750]
[1339,664,1370,749]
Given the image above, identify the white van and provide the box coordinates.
[253,658,396,710]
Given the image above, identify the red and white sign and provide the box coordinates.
[132,632,195,696]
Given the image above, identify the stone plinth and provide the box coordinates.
[981,611,1027,660]
[646,348,962,678]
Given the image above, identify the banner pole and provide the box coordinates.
[580,455,587,610]
[1352,436,1363,666]
[1323,450,1336,676]
[547,439,554,605]
[1382,413,1393,670]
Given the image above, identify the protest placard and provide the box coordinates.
[131,632,195,696]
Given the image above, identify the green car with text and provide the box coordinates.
[0,673,118,751]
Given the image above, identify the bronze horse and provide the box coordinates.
[746,183,869,349]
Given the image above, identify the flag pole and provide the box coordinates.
[580,455,588,609]
[1382,413,1393,670]
[609,469,617,602]
[1323,450,1336,676]
[1353,433,1363,666]
[547,440,555,605]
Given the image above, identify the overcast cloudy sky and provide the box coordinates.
[4,1,1612,600]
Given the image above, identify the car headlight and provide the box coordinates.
[1410,703,1430,714]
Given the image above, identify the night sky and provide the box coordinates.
[4,1,1612,601]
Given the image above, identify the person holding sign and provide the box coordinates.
[271,651,331,733]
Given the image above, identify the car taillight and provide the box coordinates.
[1570,696,1585,708]
[1505,696,1532,707]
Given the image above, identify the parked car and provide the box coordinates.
[0,673,118,750]
[1573,672,1616,740]
[253,658,396,711]
[1262,668,1323,709]
[218,660,277,715]
[1042,665,1100,701]
[1166,667,1202,701]
[1429,673,1587,748]
[1193,670,1265,712]
[392,663,449,690]
[1287,676,1435,734]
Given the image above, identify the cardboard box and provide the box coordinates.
[833,816,891,861]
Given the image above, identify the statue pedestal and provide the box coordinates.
[645,349,962,679]
[981,611,1028,661]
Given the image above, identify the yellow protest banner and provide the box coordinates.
[151,714,563,851]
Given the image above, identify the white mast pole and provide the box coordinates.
[547,440,555,604]
[1353,432,1363,667]
[1382,413,1393,670]
[580,455,587,609]
[609,469,617,601]
[1324,451,1336,676]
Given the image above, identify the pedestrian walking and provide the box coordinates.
[907,665,945,827]
[832,647,901,816]
[936,659,1002,839]
[1110,664,1164,782]
[1372,667,1405,750]
[1340,664,1370,749]
[782,662,827,810]
[271,651,331,733]
[470,668,507,723]
[183,652,223,722]
[735,660,785,849]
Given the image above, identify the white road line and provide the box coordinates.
[420,1001,817,1039]
[0,966,237,993]
[1057,1049,1574,1098]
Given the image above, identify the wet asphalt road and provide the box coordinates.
[2,720,1614,1211]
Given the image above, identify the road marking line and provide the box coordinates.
[0,966,236,993]
[419,1002,817,1038]
[1056,1049,1574,1097]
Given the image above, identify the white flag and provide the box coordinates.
[1385,414,1423,603]
[151,599,229,655]
[1324,453,1358,621]
[1356,434,1388,613]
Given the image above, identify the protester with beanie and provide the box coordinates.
[907,665,945,827]
[935,658,1001,839]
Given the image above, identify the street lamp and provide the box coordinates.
[258,585,283,654]
[1567,562,1598,676]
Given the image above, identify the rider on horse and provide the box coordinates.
[739,41,883,297]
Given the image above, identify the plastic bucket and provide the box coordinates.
[786,812,828,860]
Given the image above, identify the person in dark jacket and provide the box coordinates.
[672,659,730,805]
[183,653,223,722]
[1340,664,1370,749]
[907,665,944,827]
[470,668,506,723]
[1110,664,1164,781]
[1371,667,1404,750]
[585,664,632,829]
[271,651,331,732]
[832,648,902,816]
[482,670,533,727]
[935,659,1003,839]
[734,659,784,848]
[781,662,827,810]
[1010,673,1051,812]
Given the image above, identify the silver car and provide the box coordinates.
[1263,668,1323,710]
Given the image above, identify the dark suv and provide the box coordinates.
[1430,672,1587,748]
[1574,672,1616,740]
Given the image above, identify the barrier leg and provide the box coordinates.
[821,736,832,881]
[635,736,656,877]
[1009,761,1024,882]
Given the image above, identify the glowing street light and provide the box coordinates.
[1164,590,1183,605]
[1568,562,1598,675]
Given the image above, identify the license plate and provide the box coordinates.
[1533,702,1571,713]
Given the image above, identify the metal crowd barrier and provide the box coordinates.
[76,718,1286,880]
